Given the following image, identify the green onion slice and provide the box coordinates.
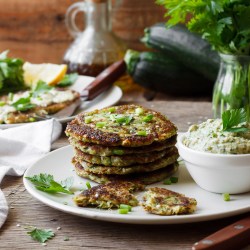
[143,114,153,122]
[119,204,132,212]
[86,182,91,189]
[170,177,178,183]
[135,107,144,115]
[223,193,230,201]
[118,208,129,214]
[96,122,106,128]
[163,179,172,185]
[113,149,124,155]
[0,101,6,106]
[109,107,116,113]
[137,131,147,136]
[84,116,92,124]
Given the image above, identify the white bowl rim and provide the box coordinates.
[177,132,250,158]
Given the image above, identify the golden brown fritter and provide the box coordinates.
[69,135,177,156]
[73,147,179,175]
[142,187,197,215]
[74,181,145,209]
[73,147,169,167]
[65,104,177,147]
[73,160,179,185]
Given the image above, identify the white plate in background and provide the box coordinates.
[0,75,122,129]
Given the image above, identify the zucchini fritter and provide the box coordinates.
[66,104,177,147]
[73,147,179,175]
[74,160,179,185]
[69,135,177,156]
[74,181,145,209]
[142,187,197,215]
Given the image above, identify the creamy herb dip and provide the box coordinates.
[183,119,250,154]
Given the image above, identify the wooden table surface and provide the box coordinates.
[0,100,249,249]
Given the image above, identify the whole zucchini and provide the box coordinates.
[125,50,213,95]
[142,23,220,81]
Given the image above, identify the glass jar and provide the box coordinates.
[212,54,250,121]
[63,0,125,77]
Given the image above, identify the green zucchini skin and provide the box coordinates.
[125,50,213,96]
[142,23,220,81]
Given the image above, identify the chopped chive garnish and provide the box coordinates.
[170,177,178,183]
[84,116,92,124]
[118,208,129,214]
[109,107,116,113]
[116,117,127,124]
[223,193,230,201]
[115,115,133,125]
[96,122,106,128]
[135,107,144,115]
[0,101,6,106]
[137,131,147,136]
[143,114,153,122]
[113,149,124,155]
[163,179,172,185]
[29,117,36,122]
[8,92,14,101]
[86,182,91,189]
[119,204,132,212]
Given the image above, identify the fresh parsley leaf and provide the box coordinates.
[0,50,26,95]
[27,227,55,243]
[11,96,36,111]
[26,173,74,194]
[33,80,53,94]
[157,0,250,55]
[57,73,78,87]
[222,108,249,133]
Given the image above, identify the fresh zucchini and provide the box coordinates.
[142,23,220,81]
[125,50,213,95]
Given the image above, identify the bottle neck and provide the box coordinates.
[85,0,111,32]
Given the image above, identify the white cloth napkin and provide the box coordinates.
[0,119,62,228]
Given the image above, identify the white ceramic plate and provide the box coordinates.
[23,145,250,225]
[0,75,122,129]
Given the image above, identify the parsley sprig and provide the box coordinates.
[222,108,249,133]
[157,0,250,55]
[26,173,74,194]
[27,227,55,243]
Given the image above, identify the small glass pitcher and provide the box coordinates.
[212,54,250,121]
[63,0,125,77]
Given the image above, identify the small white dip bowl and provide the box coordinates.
[177,133,250,194]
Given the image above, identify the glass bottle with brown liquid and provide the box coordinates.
[63,0,125,77]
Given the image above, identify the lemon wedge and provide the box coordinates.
[23,62,67,87]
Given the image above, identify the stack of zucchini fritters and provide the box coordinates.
[65,104,179,185]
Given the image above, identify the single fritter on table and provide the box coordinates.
[142,187,197,215]
[74,181,145,209]
[66,104,179,185]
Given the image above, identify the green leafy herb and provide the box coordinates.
[222,108,249,133]
[11,96,35,111]
[96,122,106,128]
[26,173,74,194]
[170,176,179,183]
[27,227,55,243]
[32,80,53,95]
[157,0,250,55]
[0,50,26,95]
[57,73,78,87]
